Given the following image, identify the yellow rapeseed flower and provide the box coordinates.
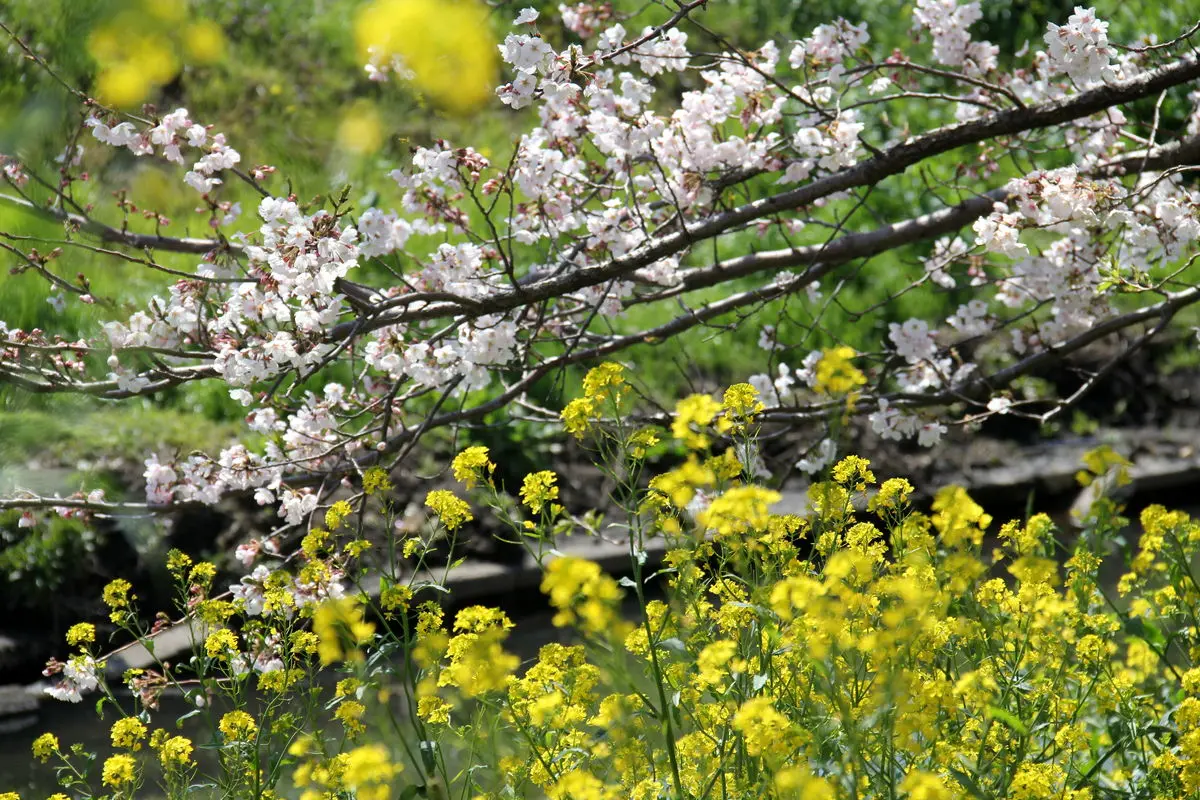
[188,562,217,588]
[899,770,955,800]
[159,735,194,770]
[452,446,496,488]
[31,732,58,762]
[65,623,95,647]
[355,0,498,114]
[362,467,393,496]
[103,578,135,624]
[541,557,623,635]
[379,580,413,614]
[813,346,866,395]
[166,549,193,579]
[312,598,376,665]
[721,382,763,432]
[204,628,239,660]
[219,710,257,741]
[732,697,798,758]
[425,489,473,531]
[325,500,354,530]
[698,486,781,540]
[672,393,722,449]
[561,397,597,439]
[110,716,147,750]
[931,485,992,549]
[101,753,137,787]
[335,700,367,737]
[831,455,875,489]
[581,362,626,401]
[417,695,451,725]
[343,744,401,800]
[520,470,560,515]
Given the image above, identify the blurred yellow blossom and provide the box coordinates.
[356,0,498,114]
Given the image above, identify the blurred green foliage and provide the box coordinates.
[0,509,99,617]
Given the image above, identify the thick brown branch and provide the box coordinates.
[335,55,1200,340]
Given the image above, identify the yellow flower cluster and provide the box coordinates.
[204,628,239,660]
[813,345,867,395]
[158,735,194,771]
[355,0,497,115]
[187,562,216,589]
[101,753,137,787]
[672,393,722,449]
[437,606,519,697]
[452,445,495,488]
[362,466,393,496]
[102,578,135,624]
[541,556,624,635]
[293,742,401,800]
[425,489,473,531]
[31,733,57,763]
[21,372,1200,800]
[561,363,628,438]
[313,598,376,666]
[219,710,257,741]
[520,470,560,515]
[325,500,354,529]
[110,717,147,750]
[65,623,95,647]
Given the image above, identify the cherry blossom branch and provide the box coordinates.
[892,285,1200,409]
[595,0,709,65]
[0,362,218,398]
[336,54,1200,341]
[0,192,237,255]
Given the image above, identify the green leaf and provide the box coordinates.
[986,705,1028,736]
[1125,617,1167,649]
[175,708,203,727]
[947,767,987,800]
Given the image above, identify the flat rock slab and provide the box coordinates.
[103,621,208,678]
[959,428,1200,504]
[0,684,40,734]
[0,684,38,716]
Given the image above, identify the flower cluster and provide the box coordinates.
[1045,5,1115,84]
[16,369,1200,800]
[4,2,1200,796]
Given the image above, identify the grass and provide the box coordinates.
[0,405,248,472]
